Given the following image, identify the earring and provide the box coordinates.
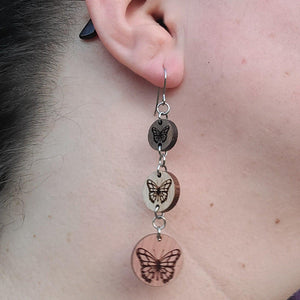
[78,23,183,285]
[131,69,183,286]
[79,19,97,40]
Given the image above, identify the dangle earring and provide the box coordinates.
[131,69,183,286]
[78,22,183,285]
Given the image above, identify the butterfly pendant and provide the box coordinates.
[147,178,172,204]
[148,119,178,151]
[143,171,180,212]
[136,247,181,284]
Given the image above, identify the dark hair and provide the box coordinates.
[0,1,80,218]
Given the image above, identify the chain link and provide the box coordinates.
[152,205,166,241]
[157,144,168,176]
[156,102,170,119]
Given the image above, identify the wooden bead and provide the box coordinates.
[148,119,178,151]
[131,233,183,286]
[143,171,180,212]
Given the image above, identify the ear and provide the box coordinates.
[85,0,184,88]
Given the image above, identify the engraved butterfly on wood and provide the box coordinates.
[136,247,181,284]
[152,125,170,144]
[147,179,172,204]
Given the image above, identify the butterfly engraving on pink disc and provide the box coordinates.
[136,247,181,284]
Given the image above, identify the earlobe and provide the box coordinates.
[85,0,184,88]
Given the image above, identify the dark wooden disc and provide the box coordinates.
[143,171,180,212]
[131,233,183,286]
[148,119,178,151]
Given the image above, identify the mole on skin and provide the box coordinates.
[241,58,247,65]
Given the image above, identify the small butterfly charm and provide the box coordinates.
[152,125,170,144]
[136,247,181,284]
[147,179,172,204]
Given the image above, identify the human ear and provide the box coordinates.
[85,0,184,88]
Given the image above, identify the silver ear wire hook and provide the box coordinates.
[154,68,168,116]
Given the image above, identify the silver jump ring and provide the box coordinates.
[156,102,170,116]
[159,152,167,163]
[154,205,164,217]
[158,144,168,156]
[153,205,166,233]
[152,215,166,231]
[157,156,167,175]
[158,145,168,163]
[158,154,166,166]
[157,145,168,176]
[157,164,167,176]
[155,205,160,213]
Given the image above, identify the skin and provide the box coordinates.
[1,0,300,299]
